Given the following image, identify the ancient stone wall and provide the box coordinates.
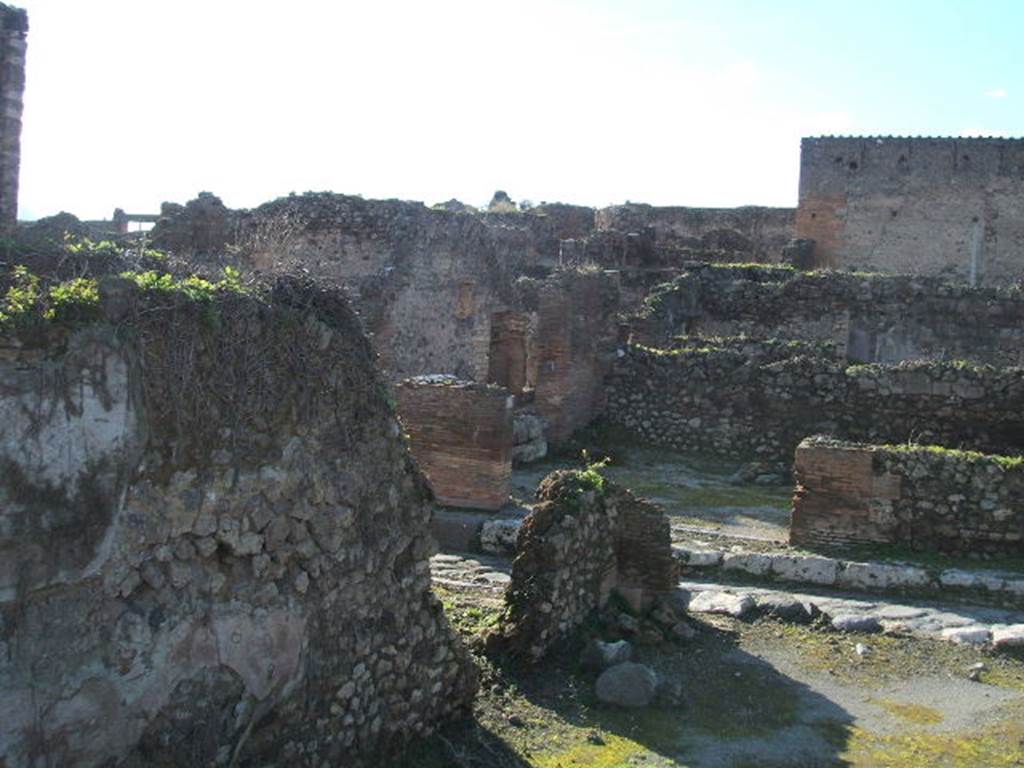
[523,269,622,444]
[149,193,801,387]
[631,264,1024,366]
[153,193,621,450]
[493,472,674,661]
[595,203,796,263]
[396,376,513,511]
[791,436,1024,555]
[796,136,1024,284]
[605,344,1024,465]
[0,276,476,767]
[150,192,236,258]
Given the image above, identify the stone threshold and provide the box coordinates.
[673,543,1024,608]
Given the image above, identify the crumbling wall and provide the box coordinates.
[632,264,1024,366]
[605,344,1024,465]
[228,193,586,384]
[791,436,1024,555]
[493,472,674,660]
[0,3,26,229]
[522,269,622,444]
[396,376,513,510]
[149,192,236,258]
[0,276,477,768]
[150,193,802,391]
[796,136,1024,283]
[595,203,796,264]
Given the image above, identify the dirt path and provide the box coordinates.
[512,447,792,544]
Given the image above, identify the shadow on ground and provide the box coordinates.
[400,604,856,768]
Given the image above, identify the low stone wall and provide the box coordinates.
[396,376,513,510]
[631,264,1024,366]
[493,472,674,660]
[0,275,477,767]
[605,344,1024,465]
[791,436,1024,555]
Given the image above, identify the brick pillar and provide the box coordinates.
[0,4,26,230]
[396,376,513,510]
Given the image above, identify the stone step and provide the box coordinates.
[673,543,1024,608]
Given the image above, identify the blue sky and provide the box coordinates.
[13,0,1022,220]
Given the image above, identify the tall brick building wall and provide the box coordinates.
[0,3,25,228]
[796,136,1024,284]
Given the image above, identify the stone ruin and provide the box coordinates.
[791,436,1024,555]
[123,185,1024,556]
[3,7,1024,752]
[396,376,513,511]
[0,276,477,767]
[489,471,677,661]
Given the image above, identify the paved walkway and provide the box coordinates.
[678,578,1024,649]
[430,552,1024,649]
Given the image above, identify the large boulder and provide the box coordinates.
[595,662,659,708]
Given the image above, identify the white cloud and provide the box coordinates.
[985,88,1008,99]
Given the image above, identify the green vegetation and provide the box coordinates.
[0,265,101,326]
[873,700,943,726]
[845,358,996,376]
[712,262,796,274]
[435,585,502,638]
[121,266,248,300]
[883,441,1024,470]
[1,265,250,330]
[843,708,1024,768]
[576,451,610,495]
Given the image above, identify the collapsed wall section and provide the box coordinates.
[397,376,513,510]
[791,436,1024,555]
[493,471,674,660]
[0,276,477,768]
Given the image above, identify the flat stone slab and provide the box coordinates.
[722,552,773,576]
[941,626,992,646]
[992,625,1024,650]
[838,562,932,591]
[688,590,756,618]
[674,540,1024,607]
[872,605,928,621]
[831,614,882,633]
[677,577,1024,650]
[673,545,723,567]
[771,554,839,586]
[756,594,818,624]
